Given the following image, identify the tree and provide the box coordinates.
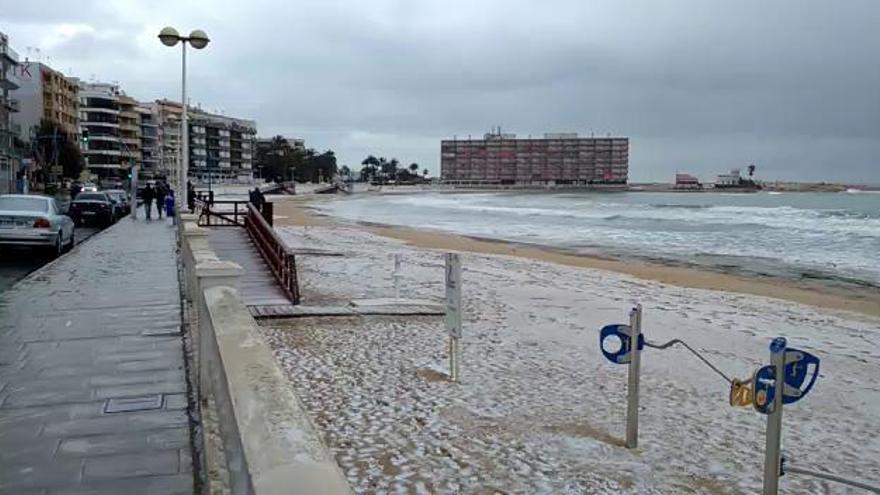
[257,137,339,184]
[408,163,419,174]
[340,165,351,178]
[33,120,84,180]
[360,155,380,182]
[747,164,756,177]
[422,168,429,178]
[255,135,294,182]
[382,158,398,179]
[312,150,338,183]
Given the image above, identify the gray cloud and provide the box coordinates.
[4,0,879,182]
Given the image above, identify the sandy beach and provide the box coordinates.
[273,195,880,320]
[259,193,880,494]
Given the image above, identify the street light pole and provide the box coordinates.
[180,41,187,196]
[158,27,209,200]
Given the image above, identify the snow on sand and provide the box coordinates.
[259,224,880,494]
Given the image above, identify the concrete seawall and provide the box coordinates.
[180,214,351,494]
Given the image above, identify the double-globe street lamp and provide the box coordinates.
[157,27,209,200]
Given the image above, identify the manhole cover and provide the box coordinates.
[104,395,164,413]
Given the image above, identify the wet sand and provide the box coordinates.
[272,195,880,319]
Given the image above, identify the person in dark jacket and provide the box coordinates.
[154,182,166,219]
[70,182,82,200]
[142,184,155,220]
[252,187,266,212]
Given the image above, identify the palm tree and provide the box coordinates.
[408,163,419,173]
[747,164,756,178]
[422,168,429,178]
[361,155,380,181]
[382,158,398,180]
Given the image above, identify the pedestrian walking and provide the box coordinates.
[155,182,166,219]
[164,190,175,225]
[142,183,155,220]
[70,182,82,201]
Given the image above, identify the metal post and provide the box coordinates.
[445,253,462,382]
[262,202,273,226]
[763,338,786,495]
[626,304,642,449]
[393,253,401,301]
[180,42,188,198]
[130,164,138,220]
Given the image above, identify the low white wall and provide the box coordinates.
[181,217,351,495]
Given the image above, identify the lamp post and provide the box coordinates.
[157,27,209,197]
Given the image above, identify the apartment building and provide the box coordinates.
[11,61,78,141]
[117,95,141,172]
[155,99,182,179]
[189,108,256,182]
[78,81,122,179]
[440,132,629,187]
[138,102,160,177]
[0,32,20,194]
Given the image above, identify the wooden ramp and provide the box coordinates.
[209,228,292,306]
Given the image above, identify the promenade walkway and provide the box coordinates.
[0,218,194,494]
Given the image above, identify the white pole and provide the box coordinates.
[445,253,462,382]
[763,339,786,495]
[180,42,188,197]
[625,304,642,449]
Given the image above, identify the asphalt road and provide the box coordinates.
[0,226,101,293]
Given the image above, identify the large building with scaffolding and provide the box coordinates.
[441,132,629,187]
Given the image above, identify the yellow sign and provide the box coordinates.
[729,377,754,407]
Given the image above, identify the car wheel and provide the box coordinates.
[66,229,76,252]
[51,233,63,258]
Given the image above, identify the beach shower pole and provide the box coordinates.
[762,338,787,495]
[626,304,643,449]
[445,253,462,382]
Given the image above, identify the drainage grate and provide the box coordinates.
[104,395,164,413]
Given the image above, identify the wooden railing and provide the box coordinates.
[198,200,249,227]
[244,203,300,304]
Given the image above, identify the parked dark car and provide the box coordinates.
[68,192,119,227]
[104,189,131,215]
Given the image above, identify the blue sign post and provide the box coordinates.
[753,338,821,495]
[598,304,643,448]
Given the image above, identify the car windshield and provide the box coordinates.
[0,197,49,212]
[75,193,107,201]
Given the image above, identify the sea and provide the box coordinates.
[316,190,880,288]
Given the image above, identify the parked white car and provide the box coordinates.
[0,194,76,257]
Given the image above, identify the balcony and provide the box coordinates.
[88,134,121,143]
[0,76,19,91]
[1,41,19,63]
[84,149,122,157]
[1,97,20,113]
[83,98,118,111]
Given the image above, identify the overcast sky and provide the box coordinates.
[4,1,879,182]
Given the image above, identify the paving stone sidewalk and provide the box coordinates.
[0,217,194,494]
